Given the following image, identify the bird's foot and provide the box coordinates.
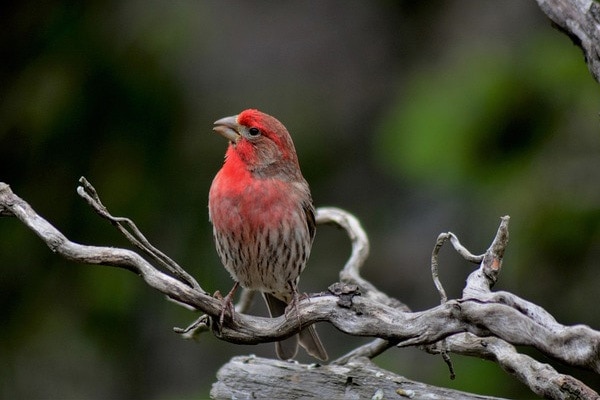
[285,291,311,332]
[215,282,240,328]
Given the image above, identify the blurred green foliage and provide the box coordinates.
[377,35,594,188]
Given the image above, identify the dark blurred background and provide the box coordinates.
[1,1,599,398]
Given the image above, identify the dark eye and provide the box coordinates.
[248,127,261,136]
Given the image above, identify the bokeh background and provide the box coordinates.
[1,1,599,398]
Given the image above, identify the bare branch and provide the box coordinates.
[462,215,510,297]
[536,0,600,83]
[2,181,600,399]
[432,233,450,304]
[423,215,597,398]
[315,207,370,281]
[211,355,510,400]
[426,334,599,399]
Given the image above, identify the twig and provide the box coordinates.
[463,216,509,296]
[430,228,488,380]
[174,288,256,339]
[431,233,451,304]
[333,338,398,364]
[77,177,203,292]
[315,207,370,280]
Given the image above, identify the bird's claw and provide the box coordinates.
[285,291,311,332]
[216,282,240,328]
[218,296,235,327]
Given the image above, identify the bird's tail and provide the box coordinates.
[263,292,328,361]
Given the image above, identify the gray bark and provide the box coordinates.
[536,0,600,83]
[211,355,508,400]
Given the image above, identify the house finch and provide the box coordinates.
[208,109,328,361]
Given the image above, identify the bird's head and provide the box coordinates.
[213,109,300,175]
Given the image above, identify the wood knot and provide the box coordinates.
[328,282,361,308]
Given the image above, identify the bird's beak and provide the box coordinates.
[213,115,241,143]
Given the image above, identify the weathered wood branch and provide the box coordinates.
[210,355,509,400]
[426,334,600,400]
[1,179,599,399]
[536,0,600,83]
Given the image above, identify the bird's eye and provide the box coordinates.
[248,127,261,136]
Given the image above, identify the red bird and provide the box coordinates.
[208,109,327,361]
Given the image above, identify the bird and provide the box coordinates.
[208,108,328,361]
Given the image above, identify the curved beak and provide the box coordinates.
[213,115,241,143]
